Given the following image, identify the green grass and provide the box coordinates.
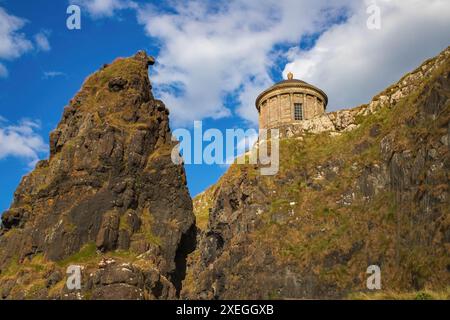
[57,242,98,267]
[119,213,132,232]
[349,288,450,300]
[105,249,137,260]
[136,208,162,246]
[1,255,20,277]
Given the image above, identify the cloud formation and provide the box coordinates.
[283,0,450,111]
[0,6,52,77]
[75,0,450,125]
[136,0,350,125]
[74,0,137,18]
[137,0,450,125]
[0,117,48,167]
[0,7,33,60]
[0,63,8,78]
[42,71,66,80]
[34,31,51,52]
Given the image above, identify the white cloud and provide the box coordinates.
[0,62,8,78]
[0,118,48,167]
[73,0,137,18]
[0,7,52,78]
[283,0,450,111]
[42,71,66,80]
[67,0,450,125]
[34,31,51,52]
[137,0,351,126]
[0,7,33,60]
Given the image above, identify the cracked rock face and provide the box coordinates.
[0,51,195,300]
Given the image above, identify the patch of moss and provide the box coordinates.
[119,213,132,232]
[25,279,47,299]
[348,288,450,300]
[57,242,98,267]
[1,255,20,277]
[106,249,137,260]
[194,207,210,231]
[28,254,48,273]
[136,208,162,246]
[146,145,172,166]
[414,291,434,300]
[193,185,216,218]
[105,112,156,132]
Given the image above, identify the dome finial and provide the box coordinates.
[287,72,294,80]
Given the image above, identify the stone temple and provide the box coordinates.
[256,72,328,130]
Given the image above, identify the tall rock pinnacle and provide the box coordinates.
[0,51,196,299]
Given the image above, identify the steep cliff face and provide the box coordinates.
[0,47,448,301]
[0,51,195,299]
[183,47,450,299]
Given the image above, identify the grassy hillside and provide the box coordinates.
[186,47,450,299]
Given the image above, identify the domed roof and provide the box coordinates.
[255,76,328,110]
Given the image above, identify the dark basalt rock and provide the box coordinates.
[46,270,63,288]
[1,208,28,230]
[108,77,128,92]
[0,51,195,300]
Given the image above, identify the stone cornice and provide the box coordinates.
[256,80,328,111]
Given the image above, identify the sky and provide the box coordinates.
[0,0,449,213]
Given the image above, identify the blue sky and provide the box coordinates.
[0,0,449,213]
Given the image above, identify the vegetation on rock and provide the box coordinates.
[185,47,450,299]
[0,51,195,300]
[0,46,448,300]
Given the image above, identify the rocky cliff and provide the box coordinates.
[183,47,450,299]
[1,47,448,300]
[0,51,195,299]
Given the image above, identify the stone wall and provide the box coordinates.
[258,86,326,129]
[273,46,450,139]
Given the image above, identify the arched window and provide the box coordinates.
[294,103,303,120]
